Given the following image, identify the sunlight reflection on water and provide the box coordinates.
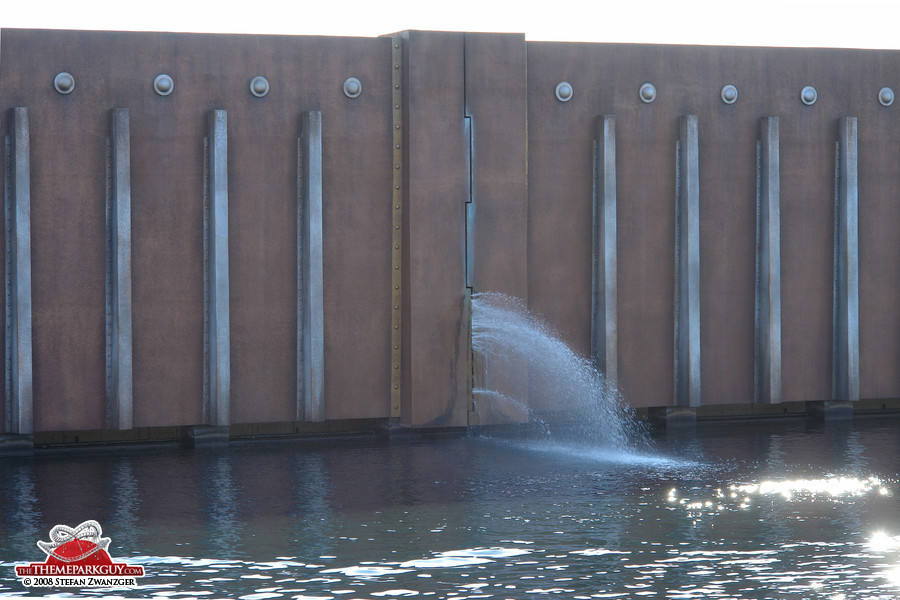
[1,419,899,599]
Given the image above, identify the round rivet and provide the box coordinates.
[395,284,400,289]
[395,225,400,230]
[721,84,738,104]
[394,305,399,310]
[395,205,400,209]
[394,364,399,369]
[53,72,75,94]
[343,77,362,99]
[394,384,399,389]
[395,265,400,270]
[639,82,657,103]
[394,345,399,350]
[154,74,174,96]
[878,87,894,106]
[394,43,400,49]
[249,76,269,98]
[394,324,399,329]
[555,81,573,102]
[800,85,817,106]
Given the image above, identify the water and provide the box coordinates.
[471,292,643,448]
[1,298,898,598]
[0,420,899,599]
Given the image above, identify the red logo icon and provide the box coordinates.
[15,520,144,588]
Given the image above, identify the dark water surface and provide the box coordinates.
[1,417,899,599]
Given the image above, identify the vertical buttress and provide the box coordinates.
[206,109,231,427]
[675,115,701,408]
[298,111,325,421]
[592,115,617,383]
[833,116,860,402]
[107,108,134,429]
[755,116,782,404]
[4,107,33,435]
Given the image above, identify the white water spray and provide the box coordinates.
[471,292,646,449]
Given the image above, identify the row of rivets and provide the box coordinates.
[389,36,403,418]
[555,80,896,107]
[52,72,363,99]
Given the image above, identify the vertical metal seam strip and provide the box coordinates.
[757,116,782,404]
[299,111,325,422]
[207,109,230,427]
[6,108,33,434]
[592,136,600,368]
[464,115,474,290]
[110,108,134,430]
[390,35,403,419]
[464,109,474,423]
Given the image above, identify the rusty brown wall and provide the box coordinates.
[401,31,469,427]
[1,29,394,432]
[526,42,900,408]
[3,29,900,436]
[464,33,529,420]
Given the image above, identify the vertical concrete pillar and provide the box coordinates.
[833,116,859,403]
[675,115,701,408]
[756,116,782,404]
[592,115,617,383]
[207,109,231,428]
[107,108,134,429]
[4,107,33,436]
[298,111,324,422]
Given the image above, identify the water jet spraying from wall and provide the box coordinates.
[471,292,645,449]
